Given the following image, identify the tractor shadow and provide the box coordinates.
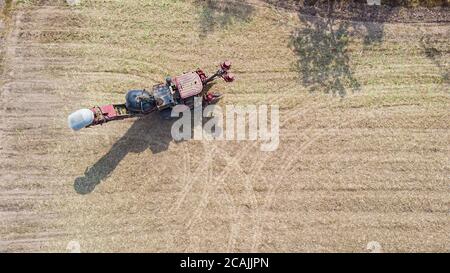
[74,114,175,195]
[290,2,360,97]
[73,98,219,195]
[197,0,254,38]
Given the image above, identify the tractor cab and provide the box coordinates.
[125,71,204,115]
[152,71,205,110]
[152,83,175,111]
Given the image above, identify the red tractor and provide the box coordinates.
[68,61,234,131]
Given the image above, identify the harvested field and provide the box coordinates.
[0,0,449,252]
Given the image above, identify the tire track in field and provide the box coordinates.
[180,80,329,251]
[0,3,75,251]
[249,108,382,251]
[167,142,212,215]
[181,84,299,248]
[179,83,297,249]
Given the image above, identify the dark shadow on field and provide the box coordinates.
[290,1,360,97]
[1,0,12,18]
[197,0,254,37]
[74,114,175,194]
[360,21,384,45]
[73,94,221,195]
[420,35,449,89]
[293,0,388,45]
[347,3,399,48]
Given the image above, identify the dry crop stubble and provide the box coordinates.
[0,0,448,252]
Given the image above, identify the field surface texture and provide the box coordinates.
[0,0,449,252]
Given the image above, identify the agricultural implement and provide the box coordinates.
[68,61,234,131]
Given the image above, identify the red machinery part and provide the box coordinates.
[221,60,231,71]
[222,72,235,82]
[174,72,204,99]
[196,69,207,82]
[90,104,120,126]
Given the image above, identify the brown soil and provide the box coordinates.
[0,0,448,252]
